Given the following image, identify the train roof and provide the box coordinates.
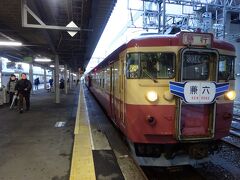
[89,31,235,73]
[127,32,235,52]
[91,44,127,72]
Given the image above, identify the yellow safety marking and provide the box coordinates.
[70,85,96,180]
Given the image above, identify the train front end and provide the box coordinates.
[124,32,236,166]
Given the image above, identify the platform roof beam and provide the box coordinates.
[21,0,92,32]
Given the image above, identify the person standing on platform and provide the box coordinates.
[60,78,64,89]
[49,78,53,92]
[7,74,18,107]
[15,73,32,113]
[34,77,40,90]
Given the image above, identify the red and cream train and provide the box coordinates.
[85,31,236,166]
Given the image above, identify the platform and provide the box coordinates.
[70,84,146,180]
[0,84,145,180]
[0,88,77,180]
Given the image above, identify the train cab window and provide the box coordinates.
[140,52,175,79]
[218,55,235,80]
[126,53,140,78]
[182,53,209,80]
[126,52,175,79]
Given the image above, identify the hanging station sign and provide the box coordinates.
[23,56,33,63]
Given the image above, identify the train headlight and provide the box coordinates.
[146,91,158,102]
[163,91,174,101]
[225,90,236,100]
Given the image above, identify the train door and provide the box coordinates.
[119,54,125,125]
[177,49,218,140]
[110,64,117,123]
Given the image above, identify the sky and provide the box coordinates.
[85,1,130,73]
[85,0,195,73]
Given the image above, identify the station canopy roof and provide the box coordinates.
[0,0,117,71]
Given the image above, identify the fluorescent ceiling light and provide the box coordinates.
[34,58,52,62]
[66,21,78,37]
[0,41,22,46]
[0,57,11,62]
[50,65,55,68]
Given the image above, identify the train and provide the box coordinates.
[85,31,236,166]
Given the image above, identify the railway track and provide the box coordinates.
[230,102,240,138]
[230,117,240,137]
[222,135,240,149]
[222,106,240,148]
[141,165,205,180]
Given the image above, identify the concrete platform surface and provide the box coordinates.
[0,89,78,180]
[84,86,146,180]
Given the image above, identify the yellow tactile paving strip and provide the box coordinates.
[70,85,96,180]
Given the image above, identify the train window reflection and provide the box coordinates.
[126,53,140,78]
[182,53,209,80]
[218,55,235,80]
[126,52,175,79]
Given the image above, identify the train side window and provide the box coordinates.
[126,53,140,79]
[218,55,235,80]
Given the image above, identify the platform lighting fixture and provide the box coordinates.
[50,65,55,68]
[0,41,22,46]
[66,21,78,37]
[0,57,11,62]
[34,58,52,62]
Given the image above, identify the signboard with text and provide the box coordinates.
[169,81,229,104]
[182,33,212,46]
[23,56,33,63]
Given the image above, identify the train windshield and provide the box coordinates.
[182,52,210,80]
[218,55,235,80]
[126,52,175,79]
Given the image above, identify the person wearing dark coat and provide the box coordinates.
[49,78,53,92]
[34,77,40,90]
[59,78,64,89]
[49,78,53,87]
[15,73,32,113]
[7,74,18,106]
